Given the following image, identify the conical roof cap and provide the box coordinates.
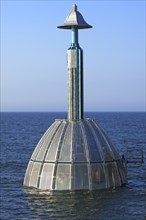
[57,4,92,29]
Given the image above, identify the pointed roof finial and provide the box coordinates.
[72,4,77,12]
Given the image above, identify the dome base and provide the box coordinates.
[24,119,127,190]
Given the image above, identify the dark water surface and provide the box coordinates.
[1,112,146,219]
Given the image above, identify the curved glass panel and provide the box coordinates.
[45,123,65,162]
[74,164,89,189]
[31,121,58,160]
[83,121,102,162]
[72,122,87,162]
[100,127,120,159]
[29,162,41,188]
[55,164,71,190]
[59,123,72,162]
[39,163,54,190]
[23,160,33,186]
[36,122,61,161]
[117,160,127,183]
[106,162,121,187]
[91,122,114,161]
[91,164,106,189]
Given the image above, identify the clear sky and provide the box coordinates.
[1,0,145,112]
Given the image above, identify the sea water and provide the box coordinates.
[0,112,146,219]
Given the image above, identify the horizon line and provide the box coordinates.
[1,111,145,113]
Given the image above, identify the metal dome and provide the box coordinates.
[24,119,127,190]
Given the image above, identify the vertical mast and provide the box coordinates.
[57,4,92,120]
[68,23,83,120]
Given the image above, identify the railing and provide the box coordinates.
[124,140,145,164]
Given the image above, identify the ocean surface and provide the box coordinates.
[0,112,146,220]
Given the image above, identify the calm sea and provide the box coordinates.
[0,112,146,220]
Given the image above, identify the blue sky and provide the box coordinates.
[1,0,145,112]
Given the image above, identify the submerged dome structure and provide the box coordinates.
[24,4,127,190]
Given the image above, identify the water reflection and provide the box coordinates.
[24,187,134,219]
[23,159,146,219]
